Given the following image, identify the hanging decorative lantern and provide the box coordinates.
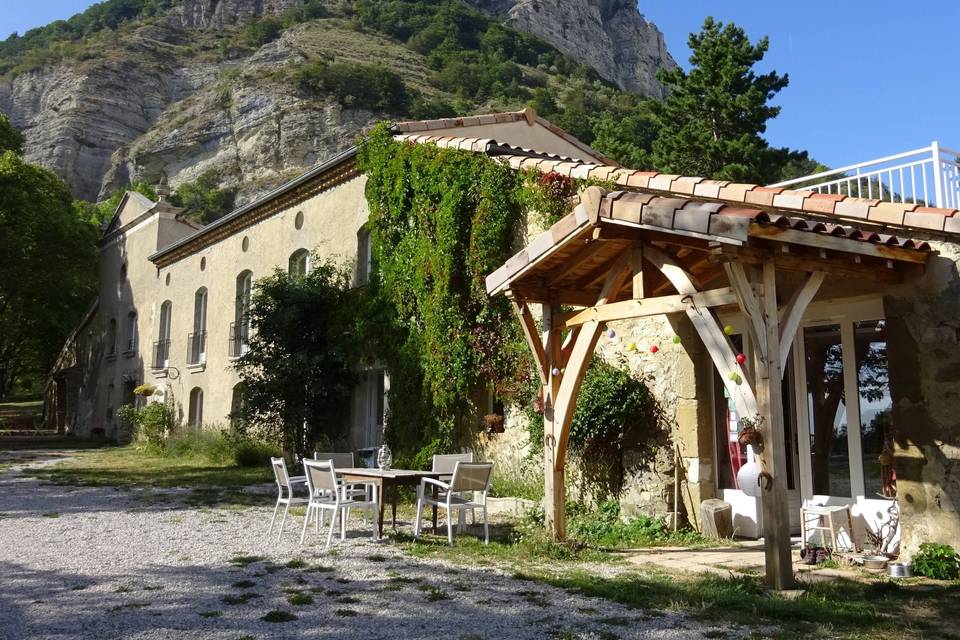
[607,328,617,339]
[628,342,638,352]
[672,335,682,344]
[649,345,659,354]
[723,324,735,335]
[551,367,561,377]
[736,353,747,365]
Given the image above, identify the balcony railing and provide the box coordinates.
[228,320,250,358]
[152,339,171,369]
[187,331,207,365]
[770,141,960,209]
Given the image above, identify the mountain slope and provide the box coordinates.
[0,0,675,203]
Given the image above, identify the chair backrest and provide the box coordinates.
[271,457,292,488]
[303,459,338,495]
[314,451,355,469]
[432,452,473,474]
[449,462,494,493]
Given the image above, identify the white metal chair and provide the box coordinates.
[268,457,309,541]
[300,459,379,549]
[414,461,494,545]
[433,452,475,525]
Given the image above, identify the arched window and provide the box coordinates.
[155,301,172,368]
[230,382,246,428]
[188,387,204,427]
[288,249,310,278]
[126,311,138,353]
[232,271,252,357]
[107,318,117,356]
[189,288,207,365]
[356,226,371,286]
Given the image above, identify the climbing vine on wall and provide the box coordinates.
[357,124,534,463]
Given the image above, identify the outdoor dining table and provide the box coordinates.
[335,467,445,538]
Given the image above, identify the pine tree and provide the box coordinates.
[651,17,789,183]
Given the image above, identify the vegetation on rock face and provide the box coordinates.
[0,113,24,155]
[294,61,412,114]
[232,258,358,459]
[169,170,238,225]
[0,118,97,396]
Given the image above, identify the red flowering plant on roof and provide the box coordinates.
[522,170,578,226]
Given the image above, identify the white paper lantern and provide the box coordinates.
[737,462,762,497]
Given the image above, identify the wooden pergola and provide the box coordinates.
[486,186,932,589]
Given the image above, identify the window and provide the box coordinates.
[107,318,117,356]
[189,287,207,365]
[356,227,371,285]
[155,301,172,368]
[125,311,138,353]
[188,387,204,427]
[289,249,310,278]
[230,382,246,428]
[232,271,252,357]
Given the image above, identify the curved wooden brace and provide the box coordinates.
[644,245,759,418]
[778,271,825,373]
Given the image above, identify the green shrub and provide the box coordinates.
[117,402,174,449]
[566,500,705,548]
[293,61,411,113]
[912,543,960,580]
[232,437,280,467]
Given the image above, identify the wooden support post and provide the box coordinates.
[630,244,645,299]
[541,300,565,540]
[754,262,796,590]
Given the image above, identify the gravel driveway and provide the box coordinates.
[0,451,717,640]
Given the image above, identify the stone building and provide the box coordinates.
[47,110,960,557]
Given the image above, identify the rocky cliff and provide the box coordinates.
[473,0,675,96]
[0,0,675,203]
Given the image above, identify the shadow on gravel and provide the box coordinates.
[0,554,686,640]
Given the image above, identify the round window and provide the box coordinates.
[165,273,171,286]
[242,236,250,252]
[294,211,304,230]
[200,257,206,271]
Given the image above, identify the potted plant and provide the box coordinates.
[737,413,764,449]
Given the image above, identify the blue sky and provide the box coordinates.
[3,1,958,167]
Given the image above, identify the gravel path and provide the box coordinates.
[0,451,723,640]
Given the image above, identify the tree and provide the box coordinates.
[651,17,790,183]
[0,150,97,396]
[0,112,23,155]
[74,180,158,227]
[232,258,358,460]
[169,171,236,225]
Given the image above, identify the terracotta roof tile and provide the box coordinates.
[693,180,729,199]
[868,202,914,225]
[803,193,845,214]
[642,197,687,228]
[675,201,723,234]
[569,164,594,180]
[588,166,616,181]
[670,176,703,195]
[772,191,811,210]
[718,183,755,202]
[648,174,679,191]
[904,209,947,232]
[745,187,781,207]
[834,199,872,219]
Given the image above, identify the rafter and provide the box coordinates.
[554,288,738,329]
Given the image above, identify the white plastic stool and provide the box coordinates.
[800,503,857,552]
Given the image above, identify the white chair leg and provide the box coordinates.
[299,504,311,544]
[325,508,336,550]
[483,505,489,544]
[413,496,423,538]
[372,486,380,540]
[341,507,347,541]
[447,509,454,546]
[277,501,291,541]
[268,498,281,534]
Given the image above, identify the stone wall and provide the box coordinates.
[884,242,960,556]
[484,311,716,524]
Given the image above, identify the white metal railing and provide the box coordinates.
[770,141,960,209]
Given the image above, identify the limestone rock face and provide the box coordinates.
[0,0,675,202]
[473,0,676,96]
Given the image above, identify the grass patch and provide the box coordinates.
[231,579,256,589]
[222,592,260,605]
[229,554,266,567]
[511,568,960,640]
[25,445,272,490]
[262,610,297,623]
[287,592,314,605]
[365,554,388,562]
[304,564,335,573]
[198,610,222,618]
[41,511,59,518]
[417,584,450,602]
[285,558,307,569]
[335,608,359,617]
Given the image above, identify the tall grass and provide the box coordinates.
[162,427,279,468]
